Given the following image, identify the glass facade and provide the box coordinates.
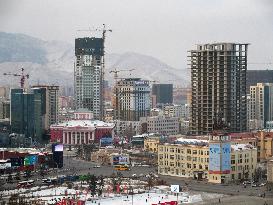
[11,88,43,144]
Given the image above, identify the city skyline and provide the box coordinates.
[0,0,272,70]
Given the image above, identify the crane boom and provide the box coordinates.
[3,67,29,89]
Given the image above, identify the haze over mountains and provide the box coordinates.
[0,32,190,89]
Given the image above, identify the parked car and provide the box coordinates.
[131,174,137,178]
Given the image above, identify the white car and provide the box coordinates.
[93,165,101,168]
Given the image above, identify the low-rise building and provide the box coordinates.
[158,139,209,180]
[230,144,257,181]
[115,120,140,136]
[50,120,115,144]
[164,104,190,120]
[140,116,180,136]
[158,138,257,183]
[131,133,160,148]
[256,131,273,162]
[144,137,160,153]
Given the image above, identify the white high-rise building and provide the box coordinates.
[249,83,273,129]
[74,37,104,120]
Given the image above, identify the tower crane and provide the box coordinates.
[109,68,135,81]
[77,24,112,52]
[3,67,29,89]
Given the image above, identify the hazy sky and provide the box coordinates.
[0,0,272,69]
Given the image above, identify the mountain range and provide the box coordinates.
[0,32,190,90]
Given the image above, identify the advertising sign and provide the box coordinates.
[54,144,64,152]
[0,163,11,169]
[100,137,113,147]
[118,156,129,165]
[112,155,129,165]
[209,144,221,172]
[221,143,231,173]
[24,155,38,166]
[113,156,120,165]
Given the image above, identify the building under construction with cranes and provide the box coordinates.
[74,25,111,120]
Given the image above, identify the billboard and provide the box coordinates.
[100,137,113,147]
[24,155,38,166]
[221,143,231,173]
[118,156,129,165]
[52,143,64,168]
[54,144,64,152]
[113,155,129,165]
[0,162,11,169]
[209,144,221,172]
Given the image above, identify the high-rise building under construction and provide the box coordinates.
[189,43,248,135]
[74,37,104,120]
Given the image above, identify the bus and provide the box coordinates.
[17,180,34,188]
[114,165,130,171]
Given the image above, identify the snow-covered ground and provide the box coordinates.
[1,185,224,205]
[1,180,225,205]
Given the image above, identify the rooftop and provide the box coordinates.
[175,138,209,146]
[231,144,255,151]
[52,120,115,128]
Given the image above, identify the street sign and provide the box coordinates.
[171,185,179,193]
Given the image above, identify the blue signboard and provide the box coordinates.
[24,155,38,166]
[100,137,113,147]
[221,143,231,172]
[113,156,120,165]
[209,144,221,171]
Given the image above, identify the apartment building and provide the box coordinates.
[164,104,190,120]
[158,140,209,180]
[114,78,150,121]
[115,120,140,136]
[230,144,257,181]
[32,85,59,128]
[140,115,180,136]
[249,83,273,129]
[158,138,257,183]
[189,43,248,135]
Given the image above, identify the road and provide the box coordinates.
[1,154,272,200]
[0,155,155,191]
[159,174,269,197]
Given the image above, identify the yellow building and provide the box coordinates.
[158,139,209,180]
[267,158,273,183]
[144,137,160,153]
[230,144,257,181]
[158,139,257,183]
[256,131,273,162]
